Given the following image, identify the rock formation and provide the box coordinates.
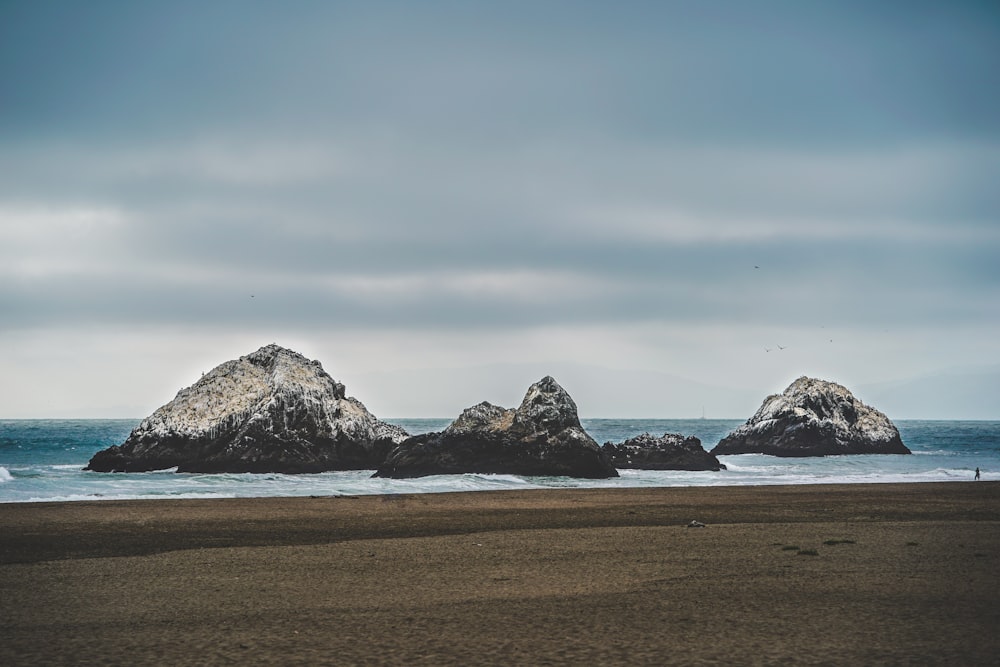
[86,344,408,473]
[374,376,619,479]
[710,376,909,457]
[602,433,726,471]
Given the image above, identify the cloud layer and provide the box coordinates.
[1,1,998,417]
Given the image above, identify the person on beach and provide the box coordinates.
[975,467,980,480]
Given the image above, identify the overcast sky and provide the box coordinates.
[2,1,998,419]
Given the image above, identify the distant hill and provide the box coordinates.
[352,363,1000,421]
[858,367,1000,421]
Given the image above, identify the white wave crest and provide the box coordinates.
[0,466,13,483]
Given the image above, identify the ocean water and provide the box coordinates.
[0,419,996,503]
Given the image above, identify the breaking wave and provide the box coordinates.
[0,419,996,502]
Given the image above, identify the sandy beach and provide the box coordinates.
[2,482,998,665]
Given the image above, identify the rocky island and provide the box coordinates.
[85,344,408,473]
[602,433,726,471]
[711,376,909,457]
[374,376,618,479]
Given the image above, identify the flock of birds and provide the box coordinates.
[754,265,835,353]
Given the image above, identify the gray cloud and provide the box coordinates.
[3,2,998,145]
[1,1,998,416]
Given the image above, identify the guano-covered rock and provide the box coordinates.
[85,344,408,473]
[710,376,909,457]
[374,376,618,479]
[602,433,727,471]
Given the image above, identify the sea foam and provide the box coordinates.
[0,419,996,502]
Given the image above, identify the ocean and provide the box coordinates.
[1,419,997,503]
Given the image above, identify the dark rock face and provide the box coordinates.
[85,344,408,473]
[602,433,727,471]
[711,376,909,457]
[374,376,619,479]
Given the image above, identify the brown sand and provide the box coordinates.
[2,482,998,666]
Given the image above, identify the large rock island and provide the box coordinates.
[86,344,408,473]
[602,433,726,471]
[711,376,909,457]
[374,376,618,479]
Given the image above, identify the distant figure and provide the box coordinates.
[975,467,981,480]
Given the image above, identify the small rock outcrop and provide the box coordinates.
[374,376,619,479]
[602,433,726,471]
[711,376,909,457]
[86,344,408,473]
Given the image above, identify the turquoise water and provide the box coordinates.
[1,419,996,503]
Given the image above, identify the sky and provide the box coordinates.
[1,1,999,420]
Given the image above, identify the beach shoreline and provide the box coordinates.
[3,482,999,665]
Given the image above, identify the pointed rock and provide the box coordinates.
[86,344,408,473]
[374,376,618,479]
[711,376,909,457]
[602,433,726,471]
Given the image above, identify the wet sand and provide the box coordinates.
[2,482,999,665]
